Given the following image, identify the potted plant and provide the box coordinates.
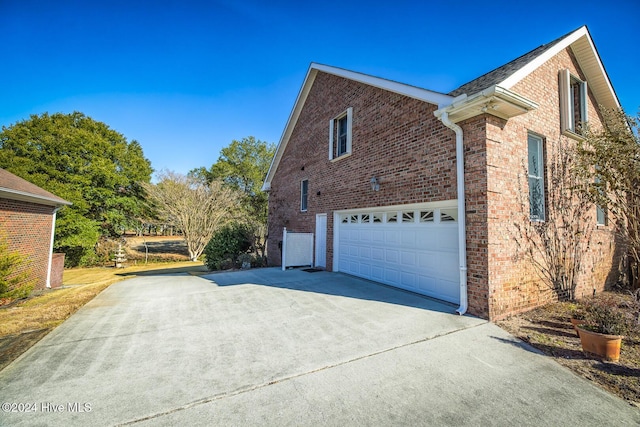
[577,296,630,362]
[568,303,587,336]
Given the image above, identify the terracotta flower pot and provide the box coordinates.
[577,326,622,362]
[570,318,586,336]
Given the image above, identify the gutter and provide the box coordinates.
[434,110,468,315]
[45,207,61,288]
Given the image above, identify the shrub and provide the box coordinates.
[0,238,34,301]
[203,223,251,271]
[582,295,633,336]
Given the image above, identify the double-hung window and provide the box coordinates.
[528,133,546,221]
[559,69,588,136]
[329,107,353,160]
[300,179,308,212]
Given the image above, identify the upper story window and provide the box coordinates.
[300,179,308,212]
[329,107,353,160]
[559,69,588,136]
[528,133,546,221]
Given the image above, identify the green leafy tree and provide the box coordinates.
[0,112,153,266]
[190,136,275,223]
[576,110,640,289]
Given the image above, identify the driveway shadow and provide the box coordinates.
[200,267,463,315]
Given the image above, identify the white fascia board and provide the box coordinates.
[500,26,589,89]
[0,188,71,207]
[499,26,620,110]
[262,63,454,191]
[311,63,453,106]
[262,66,319,191]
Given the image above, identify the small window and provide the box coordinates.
[595,174,607,226]
[420,211,434,222]
[559,69,588,136]
[300,180,308,212]
[361,214,370,223]
[387,213,398,223]
[341,215,349,223]
[402,211,414,223]
[372,213,383,223]
[329,107,353,160]
[528,134,546,221]
[350,214,358,223]
[440,208,457,222]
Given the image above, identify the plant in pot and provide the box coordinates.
[577,296,630,362]
[567,302,587,336]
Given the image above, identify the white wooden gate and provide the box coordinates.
[281,228,314,270]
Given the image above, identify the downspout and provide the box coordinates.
[45,207,60,288]
[437,111,468,315]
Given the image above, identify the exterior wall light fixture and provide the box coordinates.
[370,177,380,191]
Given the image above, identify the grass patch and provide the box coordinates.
[0,260,207,371]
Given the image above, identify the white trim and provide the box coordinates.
[45,207,60,288]
[0,188,71,207]
[311,63,453,106]
[300,179,308,212]
[329,107,353,160]
[499,26,619,111]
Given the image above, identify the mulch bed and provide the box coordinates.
[496,291,640,407]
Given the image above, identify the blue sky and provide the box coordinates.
[1,0,638,176]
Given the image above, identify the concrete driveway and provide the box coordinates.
[0,268,637,426]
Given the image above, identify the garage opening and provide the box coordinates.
[334,202,460,304]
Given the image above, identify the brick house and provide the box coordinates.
[0,168,71,290]
[263,26,621,320]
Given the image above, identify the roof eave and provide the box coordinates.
[436,85,539,123]
[0,188,72,207]
[262,63,455,191]
[500,26,620,111]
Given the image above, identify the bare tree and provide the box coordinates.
[142,171,240,261]
[513,137,594,300]
[576,110,640,289]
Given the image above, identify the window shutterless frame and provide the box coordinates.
[329,107,353,160]
[528,133,546,221]
[300,179,308,212]
[559,69,588,136]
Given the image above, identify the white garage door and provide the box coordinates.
[335,203,460,304]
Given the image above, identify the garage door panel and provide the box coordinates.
[384,268,400,285]
[337,204,459,304]
[401,271,416,287]
[359,263,371,277]
[400,231,416,247]
[401,251,416,266]
[385,249,399,263]
[438,228,458,251]
[385,231,400,245]
[371,265,384,280]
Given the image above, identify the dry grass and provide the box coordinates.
[0,260,207,371]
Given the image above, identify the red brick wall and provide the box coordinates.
[267,71,457,270]
[268,50,620,321]
[0,198,55,290]
[50,253,65,288]
[479,47,618,320]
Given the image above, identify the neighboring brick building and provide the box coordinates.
[263,26,622,320]
[0,168,71,290]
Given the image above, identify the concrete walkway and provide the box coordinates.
[0,268,637,426]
